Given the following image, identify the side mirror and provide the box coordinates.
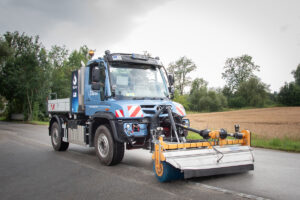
[111,85,116,97]
[168,86,175,99]
[92,82,101,90]
[92,82,105,101]
[92,67,101,82]
[168,74,174,85]
[91,62,106,101]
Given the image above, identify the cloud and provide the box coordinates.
[0,0,171,49]
[280,24,289,32]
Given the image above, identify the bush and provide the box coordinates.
[278,82,300,106]
[188,79,227,112]
[226,77,269,108]
[173,91,190,110]
[228,96,246,108]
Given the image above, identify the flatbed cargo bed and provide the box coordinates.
[48,98,70,113]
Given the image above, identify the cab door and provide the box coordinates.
[84,61,107,115]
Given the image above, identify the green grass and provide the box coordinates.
[27,120,48,125]
[186,132,300,152]
[0,117,48,126]
[186,132,203,140]
[251,134,300,152]
[186,110,202,114]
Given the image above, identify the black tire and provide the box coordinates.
[51,122,69,151]
[94,125,124,166]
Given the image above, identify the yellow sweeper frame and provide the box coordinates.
[152,129,251,178]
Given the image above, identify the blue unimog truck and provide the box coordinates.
[48,50,254,182]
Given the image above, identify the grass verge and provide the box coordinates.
[0,117,48,126]
[251,134,300,152]
[27,120,48,125]
[187,132,300,152]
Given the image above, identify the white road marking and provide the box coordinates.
[188,182,270,200]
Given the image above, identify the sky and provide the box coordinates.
[1,0,299,92]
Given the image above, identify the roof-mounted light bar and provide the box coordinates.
[131,53,148,61]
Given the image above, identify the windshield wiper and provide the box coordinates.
[150,97,164,100]
[133,97,146,100]
[132,97,164,100]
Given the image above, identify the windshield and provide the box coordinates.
[109,63,169,99]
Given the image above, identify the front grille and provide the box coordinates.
[140,104,172,115]
[141,105,155,108]
[143,110,156,114]
[141,105,156,115]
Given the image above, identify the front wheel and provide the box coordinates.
[51,122,69,151]
[94,125,124,166]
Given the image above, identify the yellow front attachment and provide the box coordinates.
[152,129,253,180]
[152,137,165,177]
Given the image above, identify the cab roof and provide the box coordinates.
[87,52,163,67]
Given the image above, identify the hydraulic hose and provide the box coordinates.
[166,106,181,143]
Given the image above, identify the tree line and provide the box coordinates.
[0,31,299,120]
[0,31,88,120]
[170,55,300,112]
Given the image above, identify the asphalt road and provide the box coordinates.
[0,121,299,200]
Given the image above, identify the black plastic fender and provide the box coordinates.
[91,112,125,145]
[49,115,63,136]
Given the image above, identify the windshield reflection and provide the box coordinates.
[110,64,168,100]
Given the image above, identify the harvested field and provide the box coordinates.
[187,107,300,140]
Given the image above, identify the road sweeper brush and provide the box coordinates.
[150,106,254,182]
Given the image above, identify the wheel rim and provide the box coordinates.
[98,133,109,158]
[52,128,59,145]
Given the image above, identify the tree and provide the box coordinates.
[292,64,300,86]
[0,31,50,120]
[188,78,227,112]
[168,56,197,95]
[222,55,260,91]
[0,39,11,63]
[0,38,12,113]
[49,45,89,98]
[0,31,91,120]
[48,45,69,98]
[277,64,300,106]
[278,82,300,106]
[189,78,209,111]
[67,45,89,70]
[190,78,208,94]
[48,45,69,69]
[235,77,269,107]
[0,96,5,111]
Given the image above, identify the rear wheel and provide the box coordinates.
[153,161,183,182]
[51,122,69,151]
[94,125,124,166]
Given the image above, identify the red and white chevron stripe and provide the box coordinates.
[127,105,144,117]
[176,104,185,116]
[115,109,124,118]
